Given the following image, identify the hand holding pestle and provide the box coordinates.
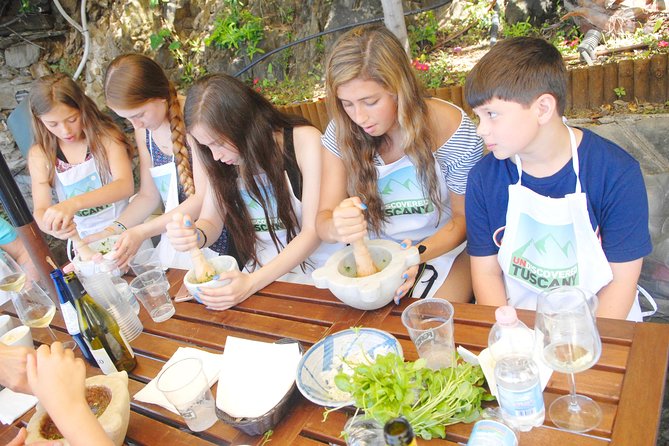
[172,213,217,283]
[341,200,378,277]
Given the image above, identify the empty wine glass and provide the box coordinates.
[535,286,602,432]
[11,280,75,349]
[0,250,27,293]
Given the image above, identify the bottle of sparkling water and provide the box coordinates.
[50,269,95,366]
[66,273,137,374]
[488,306,545,432]
[467,409,518,446]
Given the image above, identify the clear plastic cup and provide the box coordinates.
[344,416,385,446]
[129,269,175,323]
[157,358,217,432]
[82,274,143,341]
[401,298,455,370]
[129,248,162,276]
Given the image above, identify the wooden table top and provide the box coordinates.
[1,269,668,446]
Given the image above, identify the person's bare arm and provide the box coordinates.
[415,192,467,263]
[595,259,643,319]
[471,254,508,306]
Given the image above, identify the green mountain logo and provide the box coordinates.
[380,178,420,195]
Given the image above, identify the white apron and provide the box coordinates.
[376,156,465,299]
[497,126,642,321]
[55,155,127,240]
[149,144,215,270]
[240,172,337,284]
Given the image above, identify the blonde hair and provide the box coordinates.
[325,25,442,234]
[104,54,194,197]
[29,73,132,186]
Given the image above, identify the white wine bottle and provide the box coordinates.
[65,273,137,374]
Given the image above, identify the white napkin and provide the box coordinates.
[457,332,553,399]
[216,336,302,418]
[0,388,38,424]
[133,347,223,414]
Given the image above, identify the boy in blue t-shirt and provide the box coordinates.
[464,37,651,321]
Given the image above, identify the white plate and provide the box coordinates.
[295,328,403,407]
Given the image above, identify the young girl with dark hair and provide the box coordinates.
[166,73,333,310]
[28,73,133,245]
[86,54,227,268]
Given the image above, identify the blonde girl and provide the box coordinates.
[28,73,133,246]
[88,54,227,268]
[317,25,484,302]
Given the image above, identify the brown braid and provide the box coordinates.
[166,83,195,197]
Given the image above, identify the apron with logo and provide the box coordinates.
[240,172,332,284]
[497,126,642,321]
[148,133,216,270]
[55,155,127,240]
[376,155,465,299]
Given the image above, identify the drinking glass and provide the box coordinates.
[535,286,602,432]
[11,280,75,349]
[0,250,27,293]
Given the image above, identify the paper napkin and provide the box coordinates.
[216,336,302,418]
[457,331,553,399]
[133,347,223,414]
[0,388,38,424]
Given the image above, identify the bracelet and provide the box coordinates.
[112,220,127,232]
[196,227,208,249]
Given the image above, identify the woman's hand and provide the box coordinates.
[46,222,79,240]
[331,197,368,244]
[26,343,86,420]
[166,213,199,253]
[195,270,254,311]
[394,239,419,304]
[107,226,147,269]
[41,200,78,235]
[0,344,34,394]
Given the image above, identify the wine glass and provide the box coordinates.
[535,286,602,433]
[0,250,27,293]
[10,280,75,349]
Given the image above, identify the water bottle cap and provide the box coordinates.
[495,306,518,324]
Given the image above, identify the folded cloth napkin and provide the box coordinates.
[0,388,38,424]
[457,331,553,399]
[216,336,302,418]
[133,346,223,414]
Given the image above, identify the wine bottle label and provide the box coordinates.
[90,347,119,375]
[60,302,81,336]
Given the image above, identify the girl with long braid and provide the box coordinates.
[85,54,228,268]
[317,25,483,303]
[28,73,134,245]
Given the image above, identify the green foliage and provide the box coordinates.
[19,0,34,13]
[149,0,169,7]
[503,20,535,38]
[408,11,439,53]
[614,86,627,99]
[149,28,205,86]
[332,353,492,440]
[250,70,324,106]
[206,0,265,61]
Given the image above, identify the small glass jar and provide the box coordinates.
[344,416,385,446]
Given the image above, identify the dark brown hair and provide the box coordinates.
[104,54,194,196]
[185,73,310,269]
[29,73,132,185]
[325,25,442,235]
[465,37,567,115]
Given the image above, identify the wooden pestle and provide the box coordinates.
[70,234,97,261]
[341,201,378,277]
[173,213,216,283]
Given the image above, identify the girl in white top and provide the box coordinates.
[28,73,133,245]
[166,73,332,310]
[317,25,483,302]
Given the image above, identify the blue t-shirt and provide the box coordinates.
[465,128,652,263]
[0,218,17,246]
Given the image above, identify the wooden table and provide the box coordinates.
[1,270,668,445]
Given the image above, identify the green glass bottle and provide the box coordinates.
[383,417,418,446]
[65,273,137,374]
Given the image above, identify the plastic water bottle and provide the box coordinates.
[488,306,545,432]
[467,409,518,446]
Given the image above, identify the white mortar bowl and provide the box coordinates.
[312,239,420,310]
[183,255,239,303]
[72,235,121,278]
